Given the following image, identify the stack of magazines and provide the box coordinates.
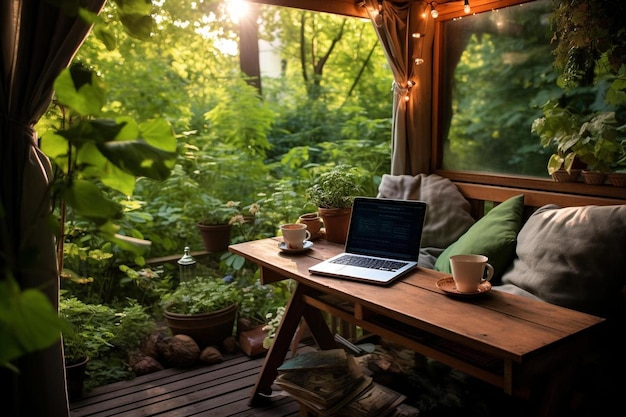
[274,349,406,417]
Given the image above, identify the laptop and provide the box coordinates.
[308,197,427,285]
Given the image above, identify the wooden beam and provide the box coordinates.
[246,0,369,18]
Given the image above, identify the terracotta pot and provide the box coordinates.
[581,170,607,185]
[608,173,626,187]
[164,303,237,349]
[551,169,581,182]
[318,207,352,244]
[65,357,89,401]
[197,223,232,252]
[297,212,323,240]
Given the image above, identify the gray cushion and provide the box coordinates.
[501,204,626,317]
[377,174,475,250]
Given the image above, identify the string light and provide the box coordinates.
[430,2,439,18]
[422,1,471,19]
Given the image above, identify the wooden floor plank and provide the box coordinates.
[69,353,299,417]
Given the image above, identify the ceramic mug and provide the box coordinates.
[449,254,494,293]
[280,223,311,250]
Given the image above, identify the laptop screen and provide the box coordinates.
[345,197,427,261]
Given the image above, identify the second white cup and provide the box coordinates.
[280,223,311,250]
[449,254,494,293]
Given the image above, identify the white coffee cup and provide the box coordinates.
[280,223,311,250]
[449,254,494,293]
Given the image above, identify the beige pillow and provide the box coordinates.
[377,174,475,250]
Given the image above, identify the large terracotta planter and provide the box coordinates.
[164,303,237,349]
[318,207,352,244]
[197,223,232,252]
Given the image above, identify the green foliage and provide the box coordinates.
[306,165,366,209]
[40,63,177,253]
[551,0,626,89]
[238,279,289,325]
[532,75,626,174]
[0,275,70,371]
[444,0,557,176]
[160,275,241,315]
[575,112,625,172]
[59,296,155,368]
[532,97,584,174]
[204,79,275,157]
[262,306,286,349]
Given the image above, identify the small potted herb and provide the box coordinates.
[195,196,242,252]
[306,165,364,243]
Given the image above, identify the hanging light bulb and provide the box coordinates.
[464,0,471,14]
[430,3,439,19]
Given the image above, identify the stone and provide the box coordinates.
[157,334,200,368]
[129,352,164,376]
[200,346,223,364]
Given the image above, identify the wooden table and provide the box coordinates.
[229,237,605,414]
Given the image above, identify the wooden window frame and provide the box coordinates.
[430,0,626,200]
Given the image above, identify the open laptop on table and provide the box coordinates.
[308,197,427,285]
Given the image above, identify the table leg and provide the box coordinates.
[249,282,308,406]
[302,305,336,350]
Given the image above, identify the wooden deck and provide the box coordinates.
[69,352,301,417]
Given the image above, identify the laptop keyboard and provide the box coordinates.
[330,255,408,272]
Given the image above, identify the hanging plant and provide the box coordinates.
[551,0,626,88]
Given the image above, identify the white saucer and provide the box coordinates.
[436,277,492,297]
[278,241,313,253]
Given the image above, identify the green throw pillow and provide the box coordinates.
[434,194,524,283]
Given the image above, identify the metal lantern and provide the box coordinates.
[177,247,196,282]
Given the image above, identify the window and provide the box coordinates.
[435,0,555,178]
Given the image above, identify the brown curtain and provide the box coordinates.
[360,0,434,175]
[0,1,105,415]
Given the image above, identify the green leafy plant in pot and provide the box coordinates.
[575,111,625,184]
[306,165,364,243]
[161,274,241,349]
[195,196,243,252]
[59,297,116,400]
[532,97,587,181]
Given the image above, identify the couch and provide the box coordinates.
[377,173,626,415]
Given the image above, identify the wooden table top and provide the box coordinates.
[230,237,605,365]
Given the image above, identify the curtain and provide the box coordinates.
[360,0,434,176]
[0,1,105,415]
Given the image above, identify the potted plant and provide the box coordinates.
[306,165,364,243]
[161,274,241,349]
[59,297,116,400]
[195,195,242,252]
[607,139,626,187]
[575,111,624,184]
[532,98,586,182]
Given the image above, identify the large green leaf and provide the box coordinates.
[53,66,106,117]
[0,277,68,369]
[62,180,123,224]
[57,119,127,147]
[98,140,177,181]
[77,143,137,195]
[140,118,178,153]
